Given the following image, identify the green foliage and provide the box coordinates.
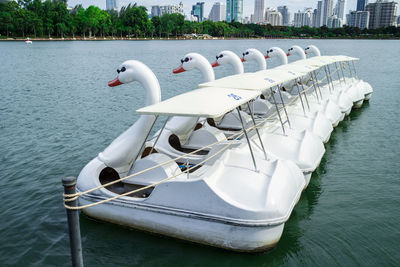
[0,1,399,39]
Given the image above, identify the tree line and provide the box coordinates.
[1,0,399,39]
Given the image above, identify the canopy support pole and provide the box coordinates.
[237,108,258,172]
[276,85,291,128]
[299,80,311,111]
[149,116,169,155]
[310,72,321,103]
[334,62,344,87]
[340,62,347,84]
[135,115,158,162]
[327,65,337,92]
[247,103,267,160]
[351,61,359,79]
[295,79,306,116]
[270,88,286,135]
[323,66,333,93]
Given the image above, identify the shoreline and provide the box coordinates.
[1,36,399,41]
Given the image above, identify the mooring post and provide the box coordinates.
[62,176,84,267]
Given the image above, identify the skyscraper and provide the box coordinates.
[294,8,314,27]
[278,6,291,26]
[356,0,368,11]
[348,10,370,28]
[268,11,283,26]
[322,0,334,26]
[253,0,266,23]
[316,1,323,27]
[336,0,347,24]
[208,2,226,22]
[226,0,243,23]
[365,0,398,28]
[191,2,205,22]
[106,0,118,11]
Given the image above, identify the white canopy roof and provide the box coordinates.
[136,87,260,118]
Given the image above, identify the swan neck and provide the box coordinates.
[231,58,244,74]
[198,62,215,82]
[255,55,267,70]
[278,51,288,65]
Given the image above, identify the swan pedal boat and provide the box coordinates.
[77,74,306,251]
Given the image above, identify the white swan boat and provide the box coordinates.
[305,45,373,102]
[76,60,306,252]
[173,52,325,185]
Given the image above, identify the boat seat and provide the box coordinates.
[169,134,209,155]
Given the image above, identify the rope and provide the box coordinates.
[63,62,349,210]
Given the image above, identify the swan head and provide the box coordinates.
[173,53,208,73]
[286,45,305,57]
[241,48,262,62]
[265,47,284,59]
[108,60,145,87]
[211,50,240,67]
[304,45,321,56]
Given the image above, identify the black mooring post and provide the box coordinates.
[62,176,84,267]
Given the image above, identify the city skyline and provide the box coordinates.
[67,0,397,18]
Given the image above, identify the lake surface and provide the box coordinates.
[1,39,399,266]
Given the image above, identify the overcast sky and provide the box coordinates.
[67,0,396,18]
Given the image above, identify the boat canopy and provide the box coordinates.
[199,55,359,92]
[199,68,309,92]
[136,87,260,118]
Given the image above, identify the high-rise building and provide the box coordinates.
[315,1,323,27]
[348,10,370,28]
[312,8,318,27]
[226,0,243,23]
[327,15,343,27]
[208,2,226,22]
[365,0,398,29]
[151,6,161,17]
[357,0,368,11]
[294,8,314,27]
[253,0,266,23]
[153,2,184,17]
[191,2,205,22]
[336,0,347,24]
[322,0,334,26]
[278,6,291,26]
[268,11,283,26]
[106,0,118,11]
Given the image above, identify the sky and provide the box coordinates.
[67,0,383,18]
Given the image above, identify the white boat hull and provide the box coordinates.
[80,196,287,252]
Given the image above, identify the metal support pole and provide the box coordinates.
[149,116,169,154]
[62,177,84,267]
[295,79,306,116]
[297,79,310,111]
[270,88,286,135]
[347,61,353,78]
[327,65,336,92]
[237,108,258,172]
[313,71,324,99]
[276,85,291,128]
[323,66,333,93]
[247,103,267,160]
[334,62,343,86]
[135,115,158,161]
[352,61,359,79]
[310,72,321,103]
[340,62,347,84]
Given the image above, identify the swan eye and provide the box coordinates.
[184,57,189,62]
[219,54,223,58]
[117,69,120,73]
[270,49,273,52]
[246,52,249,55]
[121,67,126,72]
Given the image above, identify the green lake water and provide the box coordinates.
[0,39,399,266]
